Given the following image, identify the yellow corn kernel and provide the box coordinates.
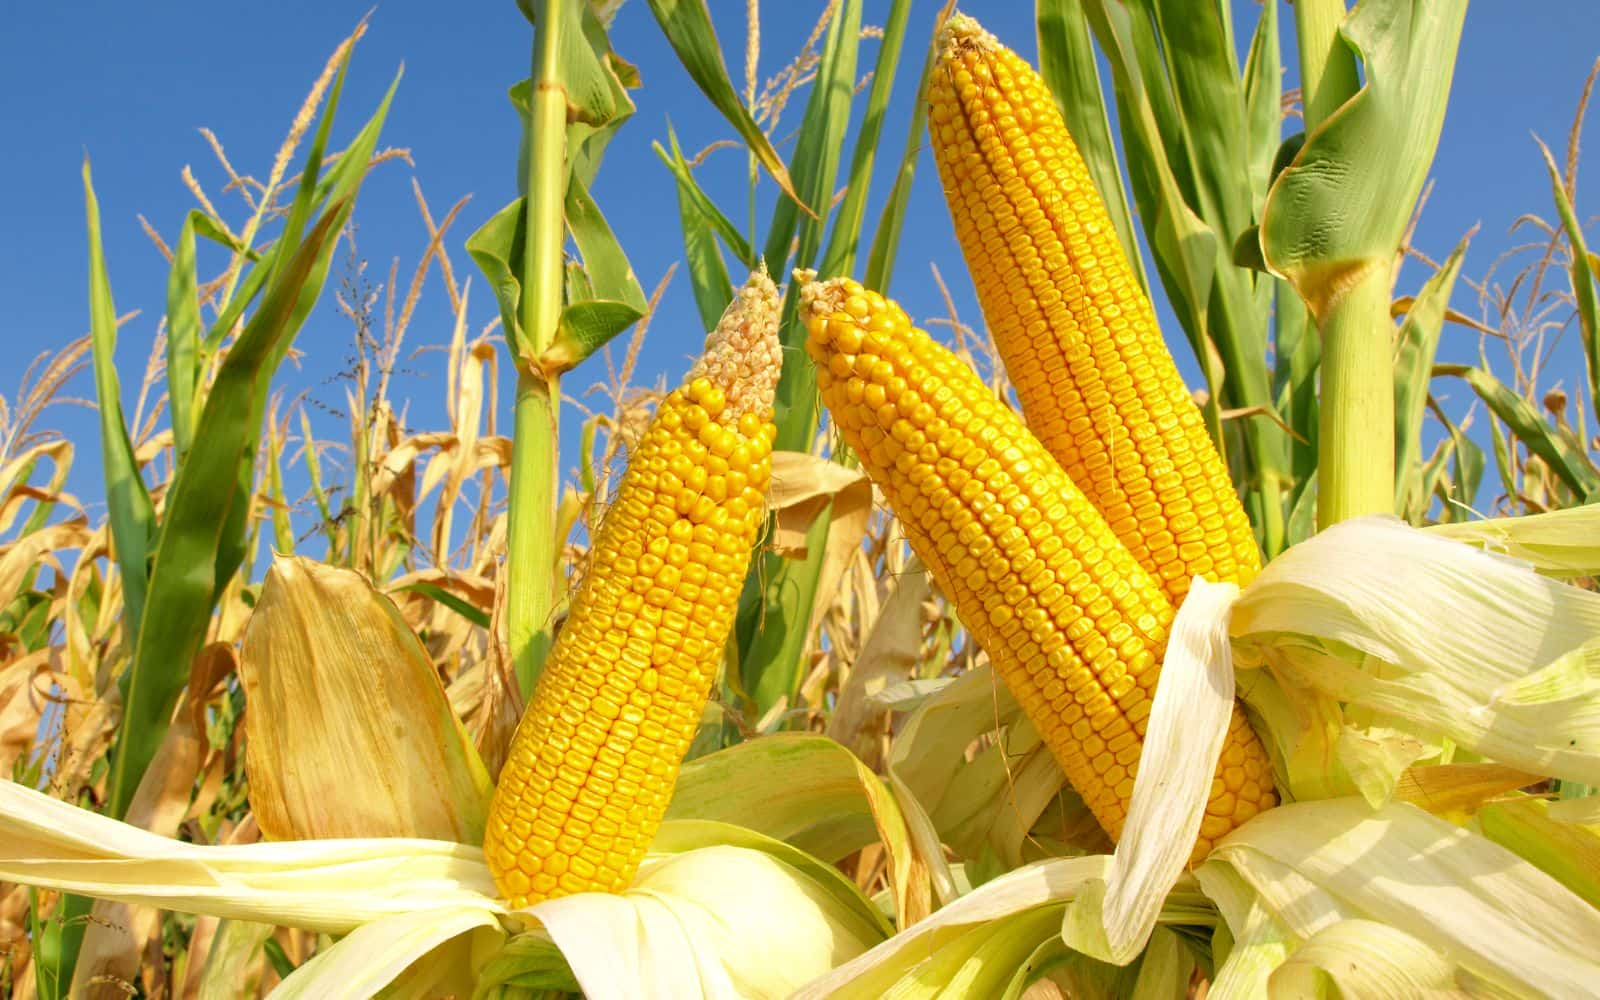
[929,15,1260,606]
[484,270,782,908]
[803,276,1276,859]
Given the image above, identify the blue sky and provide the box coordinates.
[2,2,1595,543]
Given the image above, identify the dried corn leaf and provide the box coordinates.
[72,643,235,997]
[826,560,929,766]
[766,450,870,558]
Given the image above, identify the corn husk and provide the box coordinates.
[0,774,881,999]
[1233,515,1600,790]
[1202,798,1600,995]
[1426,503,1600,579]
[239,555,493,842]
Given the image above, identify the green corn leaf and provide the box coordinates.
[555,0,622,127]
[671,146,736,332]
[1436,364,1600,501]
[1535,139,1600,405]
[298,407,339,559]
[217,68,401,603]
[391,581,493,630]
[202,244,274,353]
[863,27,932,295]
[265,407,295,555]
[578,415,601,496]
[1260,0,1468,321]
[165,212,204,464]
[466,197,527,353]
[738,0,863,718]
[1149,0,1255,262]
[82,159,157,647]
[107,202,352,822]
[564,257,595,305]
[1082,1,1217,369]
[1393,235,1470,514]
[656,124,755,267]
[1417,404,1483,522]
[539,175,647,374]
[759,0,861,280]
[510,1,638,193]
[1273,280,1318,515]
[1038,0,1148,294]
[1113,1,1191,199]
[274,75,402,368]
[645,0,809,215]
[1240,0,1283,210]
[1286,469,1319,547]
[1488,413,1520,511]
[190,210,251,255]
[106,63,398,823]
[49,67,392,987]
[1448,423,1486,520]
[819,0,914,278]
[1416,436,1454,521]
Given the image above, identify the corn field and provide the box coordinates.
[4,1,1600,997]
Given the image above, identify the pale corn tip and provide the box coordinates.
[687,267,781,422]
[796,269,846,320]
[938,12,996,58]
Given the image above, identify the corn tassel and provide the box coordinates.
[929,14,1260,606]
[804,276,1276,857]
[484,271,781,907]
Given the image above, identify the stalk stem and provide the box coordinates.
[1293,0,1359,133]
[1317,270,1395,527]
[508,0,568,695]
[508,369,559,693]
[1248,431,1288,556]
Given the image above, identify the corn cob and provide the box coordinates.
[804,276,1275,857]
[928,15,1260,606]
[484,271,781,907]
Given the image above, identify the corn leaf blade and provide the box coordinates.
[1393,236,1470,515]
[82,160,157,646]
[164,211,205,464]
[1436,364,1600,500]
[1537,141,1600,404]
[644,0,809,215]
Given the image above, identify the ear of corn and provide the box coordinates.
[928,14,1260,606]
[484,271,782,908]
[803,276,1275,858]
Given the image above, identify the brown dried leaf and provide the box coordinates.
[766,450,870,558]
[72,644,228,997]
[0,519,89,612]
[826,561,930,766]
[0,650,55,772]
[475,570,523,782]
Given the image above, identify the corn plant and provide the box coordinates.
[3,1,1600,996]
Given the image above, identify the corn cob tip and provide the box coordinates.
[797,270,843,318]
[937,11,995,57]
[799,275,913,365]
[688,267,782,422]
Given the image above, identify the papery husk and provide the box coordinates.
[239,555,492,842]
[1232,515,1600,788]
[1202,798,1600,996]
